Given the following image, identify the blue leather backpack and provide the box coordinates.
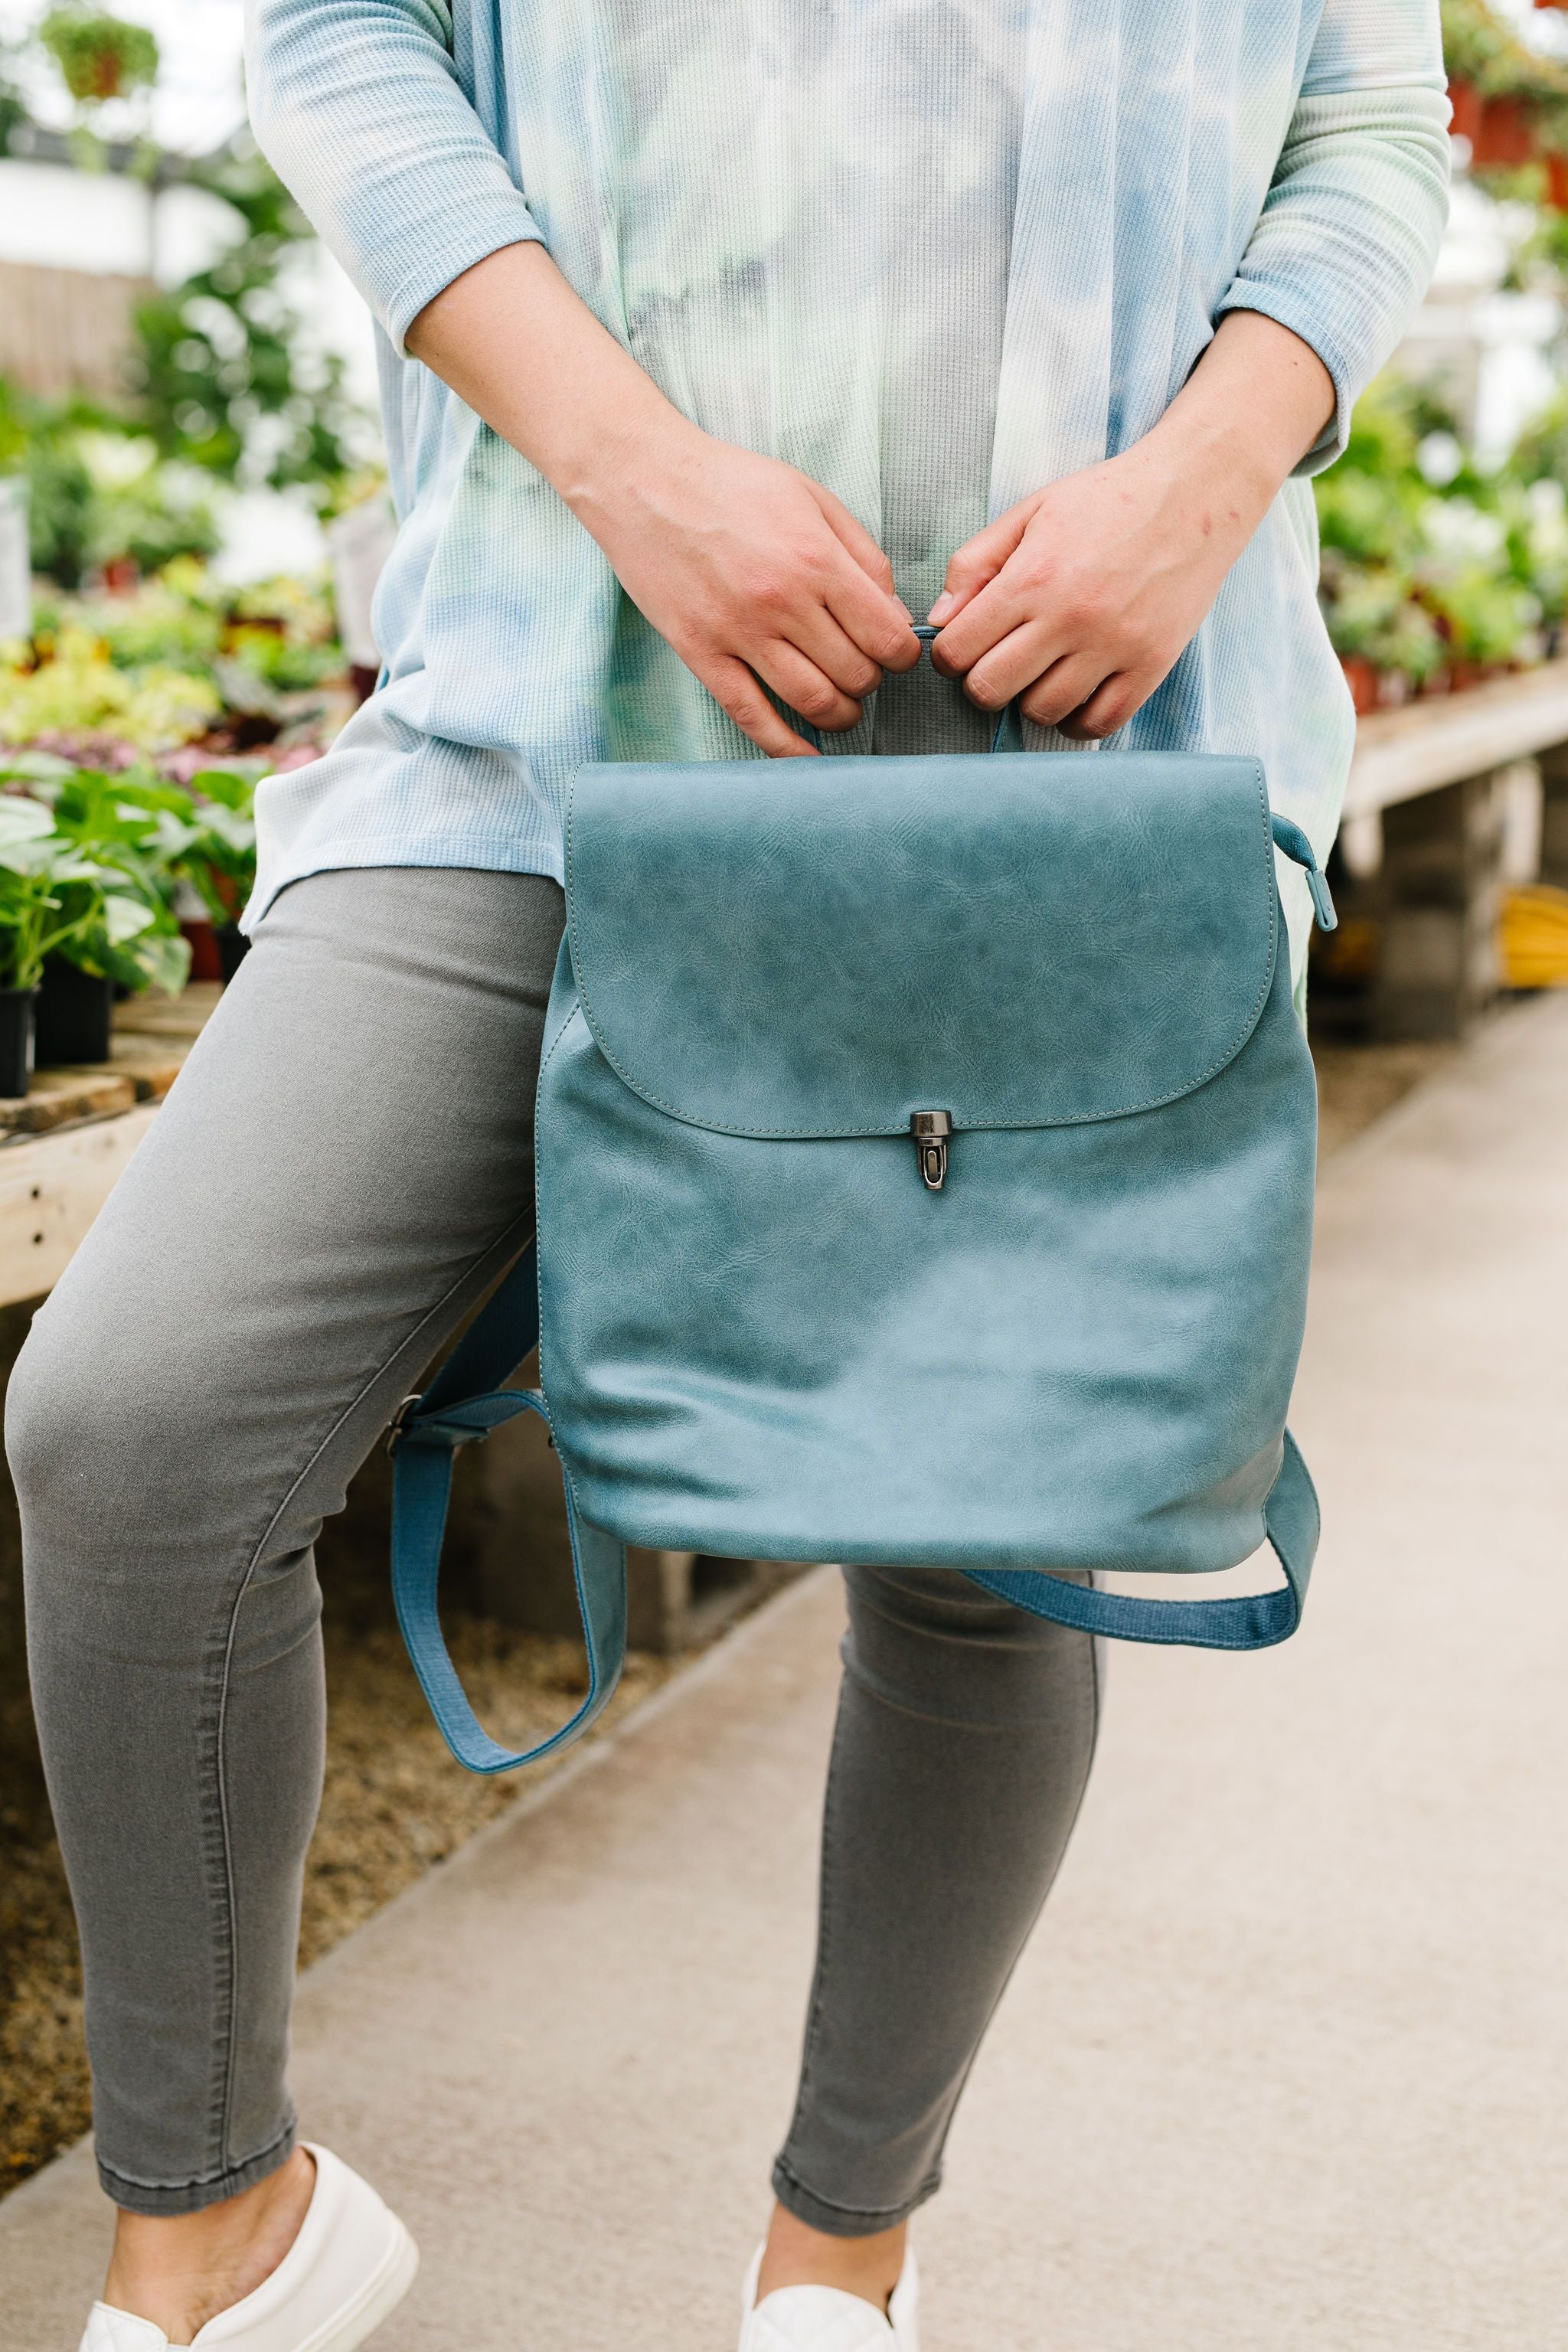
[390,643,1337,1773]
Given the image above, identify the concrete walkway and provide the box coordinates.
[5,998,1566,2351]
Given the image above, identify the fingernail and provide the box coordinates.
[928,593,955,624]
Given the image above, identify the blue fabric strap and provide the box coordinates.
[389,1243,628,1774]
[962,1429,1318,1650]
[393,1256,1318,1777]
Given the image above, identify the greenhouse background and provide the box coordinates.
[5,2,1568,1040]
[0,8,1566,2340]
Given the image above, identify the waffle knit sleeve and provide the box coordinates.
[243,0,544,354]
[1214,0,1452,476]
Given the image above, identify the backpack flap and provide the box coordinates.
[562,750,1281,1137]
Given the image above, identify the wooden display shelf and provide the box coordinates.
[1344,658,1568,818]
[0,985,219,1308]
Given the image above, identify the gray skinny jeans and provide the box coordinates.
[8,866,1099,2226]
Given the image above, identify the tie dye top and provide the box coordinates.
[242,0,1450,969]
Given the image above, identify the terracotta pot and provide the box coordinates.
[1545,151,1568,210]
[1447,79,1484,147]
[180,918,224,985]
[1340,654,1380,715]
[1472,96,1536,168]
[1449,661,1505,692]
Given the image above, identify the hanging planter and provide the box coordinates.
[38,8,159,105]
[0,987,38,1099]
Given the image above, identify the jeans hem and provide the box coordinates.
[770,2156,942,2238]
[97,2117,297,2217]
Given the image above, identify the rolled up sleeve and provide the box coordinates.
[243,0,544,353]
[1215,0,1452,475]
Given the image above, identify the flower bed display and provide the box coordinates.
[0,557,345,1093]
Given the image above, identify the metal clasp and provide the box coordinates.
[910,1109,952,1191]
[384,1393,423,1454]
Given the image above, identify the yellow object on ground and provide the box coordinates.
[1501,885,1568,989]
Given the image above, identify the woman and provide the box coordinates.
[9,2,1449,2346]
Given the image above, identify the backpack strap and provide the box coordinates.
[387,1243,627,1775]
[962,1430,1318,1649]
[392,1254,1319,1777]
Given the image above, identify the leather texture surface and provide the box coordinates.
[539,749,1319,1580]
[390,746,1328,1778]
[565,751,1278,1134]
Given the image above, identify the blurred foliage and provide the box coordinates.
[0,3,368,561]
[126,149,361,501]
[0,626,220,753]
[2,557,345,774]
[1315,375,1568,691]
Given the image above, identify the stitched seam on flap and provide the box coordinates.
[564,760,1280,1138]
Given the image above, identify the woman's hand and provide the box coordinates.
[408,241,917,756]
[573,413,920,758]
[929,311,1335,740]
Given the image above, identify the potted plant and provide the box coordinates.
[165,769,258,979]
[0,795,139,1094]
[38,6,158,105]
[1,763,194,1074]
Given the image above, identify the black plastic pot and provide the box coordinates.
[217,923,250,984]
[35,956,114,1067]
[0,985,38,1099]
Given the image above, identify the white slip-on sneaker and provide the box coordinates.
[738,2243,919,2352]
[77,2144,418,2352]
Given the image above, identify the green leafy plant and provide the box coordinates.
[8,750,256,958]
[165,766,257,925]
[0,791,165,991]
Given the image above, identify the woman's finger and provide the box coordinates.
[1018,652,1115,730]
[1056,670,1142,742]
[958,619,1066,712]
[753,639,866,733]
[809,482,901,596]
[927,560,1048,678]
[929,500,1034,629]
[782,601,887,700]
[697,652,819,756]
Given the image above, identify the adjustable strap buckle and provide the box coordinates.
[384,1393,424,1455]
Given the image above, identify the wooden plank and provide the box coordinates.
[1345,662,1568,818]
[114,983,223,1044]
[0,1069,136,1138]
[0,1107,158,1308]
